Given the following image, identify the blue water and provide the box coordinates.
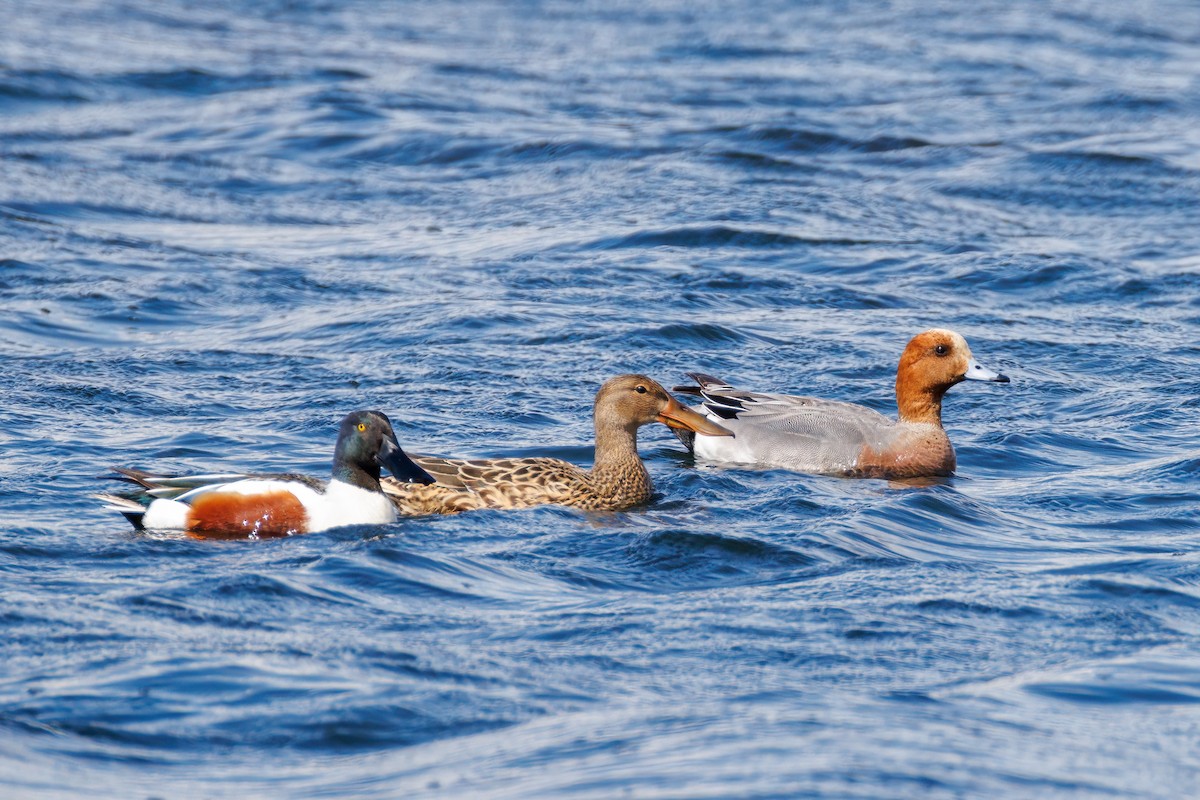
[5,0,1200,796]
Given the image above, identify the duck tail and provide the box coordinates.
[672,426,696,452]
[93,493,147,530]
[674,373,750,421]
[670,373,734,453]
[104,467,247,499]
[672,372,730,396]
[107,466,164,489]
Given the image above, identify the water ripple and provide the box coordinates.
[6,0,1200,797]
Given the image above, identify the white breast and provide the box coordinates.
[304,479,398,532]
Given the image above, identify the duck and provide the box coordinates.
[673,329,1010,479]
[96,410,435,538]
[382,374,733,514]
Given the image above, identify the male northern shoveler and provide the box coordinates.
[673,329,1010,479]
[381,374,733,514]
[97,410,435,537]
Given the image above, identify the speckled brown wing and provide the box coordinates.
[381,455,599,514]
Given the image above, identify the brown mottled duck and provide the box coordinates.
[383,374,732,514]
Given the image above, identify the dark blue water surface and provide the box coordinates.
[5,0,1200,796]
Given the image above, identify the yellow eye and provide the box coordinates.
[357,422,367,432]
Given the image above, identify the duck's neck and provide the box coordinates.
[591,421,652,503]
[332,459,382,493]
[896,383,947,426]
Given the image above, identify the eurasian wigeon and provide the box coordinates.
[673,329,1010,479]
[97,410,435,537]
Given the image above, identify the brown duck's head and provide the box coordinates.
[594,374,733,436]
[895,329,1009,422]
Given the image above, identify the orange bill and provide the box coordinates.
[657,397,734,437]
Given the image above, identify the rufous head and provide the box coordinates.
[895,330,1008,424]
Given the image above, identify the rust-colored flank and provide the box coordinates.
[186,491,309,538]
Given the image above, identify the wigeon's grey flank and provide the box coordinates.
[674,329,1010,479]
